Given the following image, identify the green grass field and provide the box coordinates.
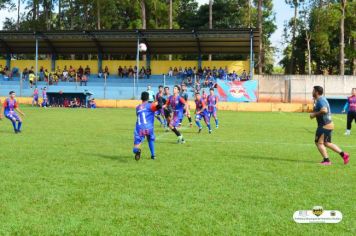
[0,107,355,235]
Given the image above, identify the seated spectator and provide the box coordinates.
[84,65,91,76]
[44,69,50,82]
[178,67,183,78]
[173,67,178,76]
[80,74,88,86]
[0,64,3,75]
[55,66,62,81]
[139,66,146,79]
[63,97,70,107]
[78,66,84,77]
[62,67,69,81]
[128,66,134,78]
[53,72,59,85]
[218,67,224,79]
[146,67,151,79]
[22,67,29,80]
[98,68,103,78]
[118,66,123,78]
[69,65,76,81]
[104,66,109,78]
[89,98,96,109]
[241,70,247,80]
[123,66,128,78]
[168,67,173,77]
[70,97,79,108]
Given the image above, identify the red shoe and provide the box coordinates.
[342,152,350,165]
[320,160,332,166]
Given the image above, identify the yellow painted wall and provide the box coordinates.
[56,60,97,72]
[0,60,6,67]
[6,60,249,75]
[150,61,198,74]
[11,60,51,71]
[202,61,249,74]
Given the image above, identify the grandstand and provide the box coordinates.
[0,29,258,100]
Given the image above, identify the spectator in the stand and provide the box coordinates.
[78,66,84,77]
[29,72,35,88]
[232,71,238,81]
[173,67,178,76]
[55,66,62,81]
[224,66,229,76]
[168,67,173,77]
[89,98,96,109]
[104,66,109,78]
[198,67,203,79]
[241,70,247,80]
[80,74,88,86]
[118,66,123,78]
[123,66,128,78]
[22,67,29,80]
[134,66,137,76]
[44,69,50,82]
[139,66,146,79]
[0,64,3,75]
[84,65,91,76]
[218,67,224,79]
[69,66,76,81]
[62,67,69,81]
[70,97,79,108]
[63,97,70,107]
[29,66,34,74]
[193,67,197,77]
[212,67,217,77]
[39,66,45,81]
[178,67,183,78]
[98,68,103,78]
[146,67,151,79]
[128,66,134,78]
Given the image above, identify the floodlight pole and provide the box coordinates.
[136,35,140,99]
[35,36,38,85]
[249,28,254,80]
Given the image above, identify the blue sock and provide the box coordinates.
[17,122,22,131]
[215,119,219,126]
[195,120,202,128]
[132,147,140,154]
[207,123,211,130]
[148,139,155,157]
[11,120,17,131]
[156,116,162,124]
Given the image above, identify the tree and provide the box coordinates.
[339,0,346,75]
[257,0,262,74]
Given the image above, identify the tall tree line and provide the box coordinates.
[1,0,276,74]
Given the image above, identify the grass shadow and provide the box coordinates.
[81,152,130,163]
[238,154,317,164]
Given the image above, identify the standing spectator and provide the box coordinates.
[123,66,128,78]
[173,67,178,76]
[168,67,173,77]
[80,74,88,86]
[98,68,103,78]
[139,66,146,79]
[147,85,155,103]
[69,66,76,81]
[62,67,69,81]
[128,66,134,78]
[241,70,247,80]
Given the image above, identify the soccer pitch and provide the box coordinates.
[0,107,355,235]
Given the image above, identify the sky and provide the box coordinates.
[0,0,293,65]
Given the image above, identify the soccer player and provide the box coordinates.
[42,87,48,107]
[310,86,349,165]
[207,88,219,128]
[32,87,39,107]
[0,91,25,133]
[155,85,166,127]
[202,89,208,103]
[165,85,186,143]
[179,84,193,127]
[163,86,172,131]
[342,88,356,135]
[133,91,162,161]
[195,92,212,133]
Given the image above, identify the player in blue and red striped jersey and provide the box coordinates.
[0,91,25,133]
[179,84,193,127]
[42,87,48,107]
[207,88,219,128]
[195,92,212,134]
[165,85,187,143]
[32,87,39,107]
[155,85,166,127]
[133,91,163,161]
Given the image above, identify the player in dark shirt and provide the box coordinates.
[310,86,349,165]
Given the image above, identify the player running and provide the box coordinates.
[155,85,166,127]
[42,87,48,107]
[342,88,356,135]
[32,87,39,107]
[207,88,219,128]
[133,91,162,161]
[179,84,193,127]
[165,85,186,143]
[195,92,212,134]
[202,89,208,103]
[0,91,25,133]
[310,86,349,165]
[163,86,172,132]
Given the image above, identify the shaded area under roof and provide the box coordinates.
[0,29,259,55]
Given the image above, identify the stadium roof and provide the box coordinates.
[0,29,259,55]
